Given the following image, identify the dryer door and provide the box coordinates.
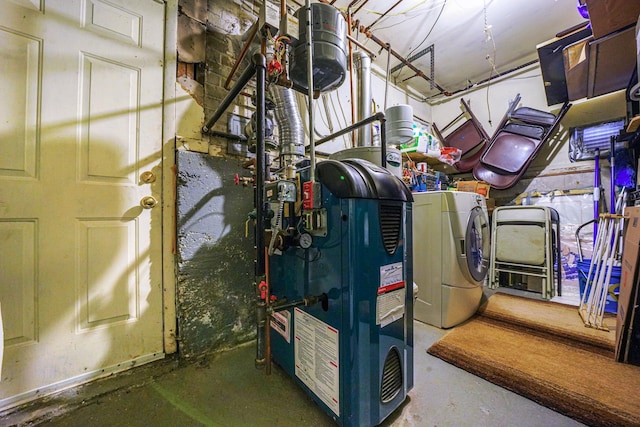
[465,206,490,282]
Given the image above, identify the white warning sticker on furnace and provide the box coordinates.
[378,262,405,327]
[294,308,340,416]
[271,310,290,343]
[380,262,403,287]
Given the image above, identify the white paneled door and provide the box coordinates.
[0,0,165,409]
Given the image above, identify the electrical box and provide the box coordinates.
[280,12,299,43]
[259,1,280,36]
[266,180,297,203]
[303,208,327,236]
[302,181,321,210]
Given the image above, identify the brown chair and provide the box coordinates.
[432,98,491,172]
[473,94,571,189]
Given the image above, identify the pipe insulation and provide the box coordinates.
[354,51,372,147]
[268,85,306,165]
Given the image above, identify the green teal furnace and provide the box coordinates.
[268,159,414,426]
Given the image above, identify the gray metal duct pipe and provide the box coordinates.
[354,51,372,147]
[268,85,305,166]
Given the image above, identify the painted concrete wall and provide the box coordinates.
[172,0,258,359]
[175,151,256,358]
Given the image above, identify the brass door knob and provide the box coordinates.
[140,196,158,209]
[141,171,156,183]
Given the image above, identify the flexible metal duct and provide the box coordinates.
[354,51,372,147]
[268,85,305,166]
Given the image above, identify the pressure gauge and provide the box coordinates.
[299,233,313,249]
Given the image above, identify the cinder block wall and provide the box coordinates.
[175,152,256,357]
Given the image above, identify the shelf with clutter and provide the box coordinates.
[538,0,640,106]
[399,121,460,174]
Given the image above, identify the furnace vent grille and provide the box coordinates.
[381,347,403,403]
[379,202,402,255]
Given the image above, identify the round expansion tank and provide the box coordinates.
[289,3,347,92]
[385,104,414,145]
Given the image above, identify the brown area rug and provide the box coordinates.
[428,292,640,427]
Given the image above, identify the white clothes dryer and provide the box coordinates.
[413,191,490,328]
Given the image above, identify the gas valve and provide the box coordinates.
[234,173,253,187]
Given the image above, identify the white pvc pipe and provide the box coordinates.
[587,217,614,322]
[581,216,605,308]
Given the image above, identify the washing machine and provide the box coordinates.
[413,191,490,328]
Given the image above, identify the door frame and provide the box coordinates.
[162,0,178,355]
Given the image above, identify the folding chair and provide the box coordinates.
[488,206,562,299]
[432,98,491,172]
[473,94,571,189]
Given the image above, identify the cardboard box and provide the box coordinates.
[457,181,490,197]
[616,206,640,363]
[563,37,590,101]
[537,26,593,106]
[585,0,640,40]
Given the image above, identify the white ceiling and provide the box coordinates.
[329,0,587,102]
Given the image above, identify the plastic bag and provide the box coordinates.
[438,147,462,165]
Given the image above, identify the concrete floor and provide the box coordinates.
[3,319,585,427]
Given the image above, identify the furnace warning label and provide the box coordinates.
[380,262,403,287]
[271,310,290,343]
[294,308,340,416]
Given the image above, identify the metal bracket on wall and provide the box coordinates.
[391,44,435,90]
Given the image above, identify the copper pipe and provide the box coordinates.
[264,247,272,375]
[348,0,361,7]
[359,25,449,95]
[365,0,404,31]
[347,8,356,147]
[276,74,295,89]
[224,23,259,90]
[347,34,376,58]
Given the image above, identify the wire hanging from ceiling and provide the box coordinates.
[391,0,447,82]
[353,0,441,33]
[483,0,498,125]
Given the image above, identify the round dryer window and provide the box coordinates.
[465,206,490,282]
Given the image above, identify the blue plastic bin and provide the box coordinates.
[577,259,620,314]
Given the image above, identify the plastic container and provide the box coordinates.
[577,259,620,314]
